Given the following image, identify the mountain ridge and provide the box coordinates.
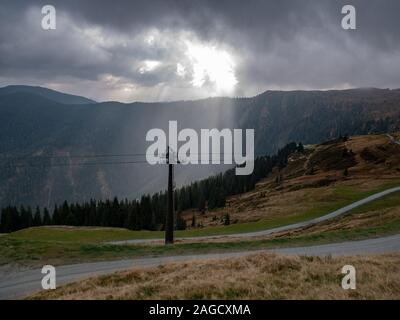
[0,86,400,209]
[0,85,96,105]
[4,84,400,106]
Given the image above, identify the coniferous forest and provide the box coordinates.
[0,142,302,233]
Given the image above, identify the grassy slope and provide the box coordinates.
[7,180,400,242]
[2,134,400,267]
[1,183,400,267]
[29,252,400,300]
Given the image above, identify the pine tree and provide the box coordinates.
[0,207,14,232]
[20,206,33,229]
[52,205,60,225]
[197,193,206,212]
[60,201,70,225]
[33,206,42,226]
[0,141,301,232]
[43,208,51,225]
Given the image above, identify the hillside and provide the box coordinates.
[0,85,96,105]
[0,88,400,209]
[1,134,400,271]
[182,133,400,228]
[30,252,400,300]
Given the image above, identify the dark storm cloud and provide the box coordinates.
[0,0,400,101]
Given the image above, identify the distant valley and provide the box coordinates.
[0,85,400,208]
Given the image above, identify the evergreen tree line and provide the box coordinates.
[0,142,302,233]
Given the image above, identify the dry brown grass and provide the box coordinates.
[181,175,400,234]
[287,206,400,237]
[182,133,400,228]
[177,184,400,245]
[29,252,400,300]
[183,177,398,229]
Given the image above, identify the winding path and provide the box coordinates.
[1,185,400,300]
[109,186,400,244]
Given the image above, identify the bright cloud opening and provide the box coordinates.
[176,63,186,77]
[139,60,161,74]
[185,41,238,93]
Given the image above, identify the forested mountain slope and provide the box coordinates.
[0,87,399,208]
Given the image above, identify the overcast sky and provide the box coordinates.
[0,0,399,102]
